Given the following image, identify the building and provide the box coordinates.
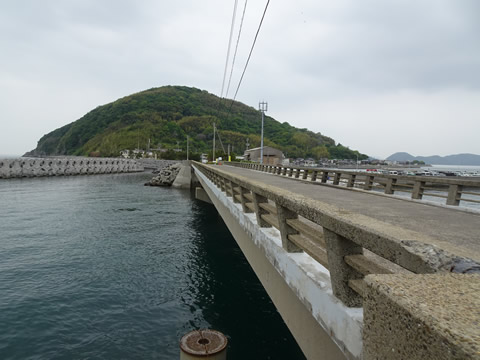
[244,146,285,165]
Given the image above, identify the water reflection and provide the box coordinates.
[183,194,306,359]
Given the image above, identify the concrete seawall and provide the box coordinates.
[0,157,144,179]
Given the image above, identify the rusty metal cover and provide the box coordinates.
[180,329,228,356]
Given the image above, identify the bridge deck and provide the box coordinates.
[217,164,480,264]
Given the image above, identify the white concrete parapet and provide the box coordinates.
[0,157,144,179]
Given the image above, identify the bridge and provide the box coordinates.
[190,161,480,360]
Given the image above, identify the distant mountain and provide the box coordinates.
[387,152,480,165]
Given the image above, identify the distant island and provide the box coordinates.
[386,152,480,166]
[25,85,367,161]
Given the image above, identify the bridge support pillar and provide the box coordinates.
[195,187,213,205]
[324,228,364,307]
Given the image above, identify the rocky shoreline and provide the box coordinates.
[144,163,182,186]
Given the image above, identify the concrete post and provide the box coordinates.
[302,169,309,180]
[239,187,253,213]
[311,170,318,182]
[364,175,374,190]
[295,168,301,178]
[252,192,272,228]
[288,168,293,177]
[385,178,397,195]
[323,228,364,307]
[231,182,240,203]
[347,174,356,188]
[220,177,226,192]
[412,180,425,200]
[275,204,303,253]
[281,167,287,176]
[446,184,462,206]
[226,180,233,197]
[321,171,329,183]
[333,173,341,185]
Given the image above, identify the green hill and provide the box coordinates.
[27,85,367,160]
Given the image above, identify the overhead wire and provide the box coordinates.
[214,0,240,155]
[230,0,270,106]
[225,0,248,99]
[220,0,239,99]
[215,0,271,156]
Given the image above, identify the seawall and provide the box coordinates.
[0,157,144,179]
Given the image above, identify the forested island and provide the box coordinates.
[26,86,367,161]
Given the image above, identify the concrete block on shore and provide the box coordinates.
[0,157,144,179]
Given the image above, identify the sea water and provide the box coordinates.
[0,173,305,360]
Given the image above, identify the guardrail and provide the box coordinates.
[226,162,480,207]
[193,162,478,307]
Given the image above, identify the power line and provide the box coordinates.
[215,0,270,157]
[220,0,239,98]
[230,0,270,104]
[213,0,239,160]
[225,0,248,99]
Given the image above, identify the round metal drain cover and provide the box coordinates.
[180,329,228,357]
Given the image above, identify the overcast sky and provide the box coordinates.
[1,0,479,158]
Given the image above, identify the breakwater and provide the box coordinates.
[0,157,143,179]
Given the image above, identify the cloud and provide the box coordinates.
[0,0,479,157]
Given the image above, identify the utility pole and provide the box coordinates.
[228,144,230,162]
[187,136,189,161]
[259,101,268,164]
[213,122,216,162]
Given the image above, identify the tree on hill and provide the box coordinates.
[26,86,367,161]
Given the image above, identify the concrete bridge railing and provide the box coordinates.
[227,162,480,207]
[193,162,480,360]
[0,157,144,179]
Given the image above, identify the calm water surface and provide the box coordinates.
[0,173,305,359]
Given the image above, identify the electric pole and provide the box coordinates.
[213,122,216,162]
[259,101,268,164]
[187,136,189,161]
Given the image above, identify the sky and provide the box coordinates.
[1,0,479,158]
